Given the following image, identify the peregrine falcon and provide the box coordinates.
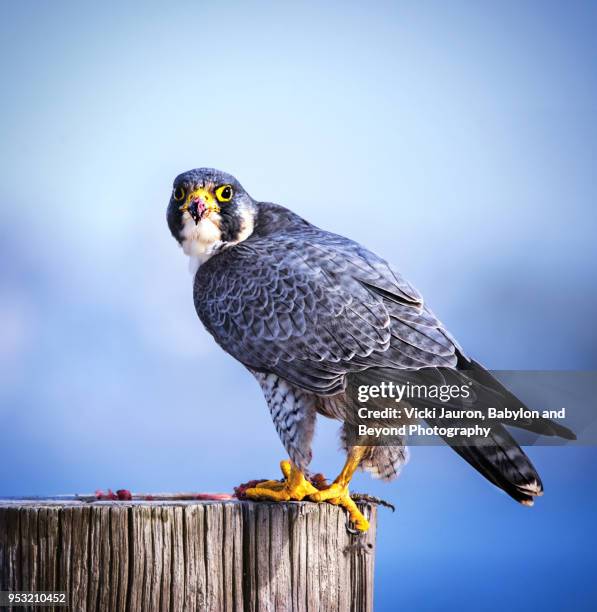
[166,168,574,531]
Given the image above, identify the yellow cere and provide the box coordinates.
[186,187,221,214]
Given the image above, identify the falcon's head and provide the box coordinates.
[167,168,256,266]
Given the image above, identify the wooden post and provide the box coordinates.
[0,498,377,611]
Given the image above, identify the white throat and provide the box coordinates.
[179,210,254,275]
[180,214,224,274]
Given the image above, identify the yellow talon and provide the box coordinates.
[309,482,346,502]
[310,483,370,531]
[244,450,371,532]
[245,459,318,502]
[309,446,370,532]
[279,460,291,480]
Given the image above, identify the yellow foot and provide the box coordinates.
[309,483,370,532]
[245,460,319,502]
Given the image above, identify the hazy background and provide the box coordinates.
[1,1,596,609]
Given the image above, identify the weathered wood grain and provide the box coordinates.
[0,499,377,611]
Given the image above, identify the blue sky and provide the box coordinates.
[1,1,596,609]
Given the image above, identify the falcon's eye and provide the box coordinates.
[173,186,186,201]
[215,184,233,202]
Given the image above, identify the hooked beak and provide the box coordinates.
[180,188,221,224]
[188,198,205,224]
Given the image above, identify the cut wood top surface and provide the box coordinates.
[0,494,386,511]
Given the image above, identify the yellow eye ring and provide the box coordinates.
[173,186,186,201]
[215,184,233,202]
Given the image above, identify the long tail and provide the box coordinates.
[439,422,544,505]
[429,358,575,505]
[461,358,575,440]
[349,360,575,505]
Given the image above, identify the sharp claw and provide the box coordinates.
[346,522,363,535]
[308,482,370,531]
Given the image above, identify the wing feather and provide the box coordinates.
[194,224,459,394]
